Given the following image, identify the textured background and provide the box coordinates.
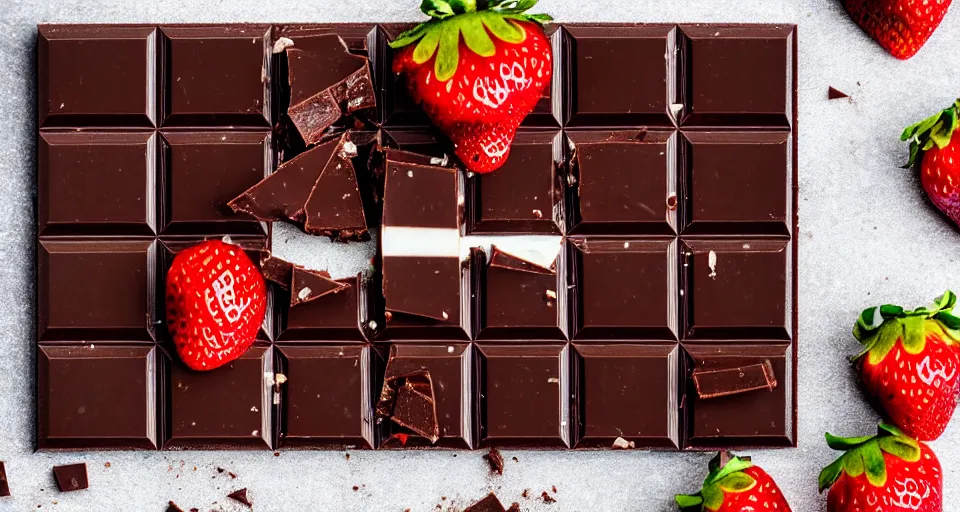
[2,0,960,510]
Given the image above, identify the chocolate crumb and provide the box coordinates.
[216,467,224,473]
[190,509,199,512]
[228,472,237,479]
[227,488,252,507]
[103,462,111,468]
[522,489,530,498]
[166,501,185,512]
[274,451,280,457]
[352,486,359,491]
[828,86,849,100]
[507,504,521,512]
[552,485,557,493]
[541,491,556,504]
[512,456,519,463]
[345,453,351,460]
[484,447,505,475]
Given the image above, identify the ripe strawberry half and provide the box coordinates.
[852,290,960,440]
[843,0,952,60]
[165,239,267,371]
[675,452,792,512]
[902,99,960,227]
[819,423,942,512]
[390,0,553,174]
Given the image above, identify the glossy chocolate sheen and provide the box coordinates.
[37,22,797,451]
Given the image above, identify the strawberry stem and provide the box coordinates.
[901,99,960,168]
[853,291,959,362]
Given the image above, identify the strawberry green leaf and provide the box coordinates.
[861,442,887,487]
[865,321,902,365]
[481,13,526,43]
[818,457,845,492]
[704,456,753,486]
[413,26,443,64]
[877,423,906,438]
[717,473,756,493]
[843,447,865,477]
[902,99,960,168]
[521,13,554,23]
[701,485,724,511]
[934,290,957,311]
[435,21,461,82]
[390,23,432,49]
[826,432,874,451]
[460,14,496,57]
[901,315,927,354]
[422,0,456,18]
[880,304,905,317]
[674,494,704,509]
[447,0,477,13]
[878,436,921,463]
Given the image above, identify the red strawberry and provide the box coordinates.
[165,239,266,371]
[675,452,792,512]
[819,424,942,511]
[902,99,960,226]
[852,291,960,440]
[390,0,552,173]
[843,0,951,59]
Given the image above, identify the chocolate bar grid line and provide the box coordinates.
[36,22,797,451]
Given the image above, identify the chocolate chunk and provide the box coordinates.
[484,447,505,475]
[291,267,349,307]
[227,488,252,507]
[465,493,506,512]
[286,35,375,145]
[260,255,295,290]
[52,463,88,492]
[166,501,184,512]
[0,461,9,497]
[541,491,556,504]
[828,86,849,100]
[488,246,555,275]
[693,360,778,399]
[382,150,462,230]
[507,504,521,512]
[303,134,368,240]
[377,368,440,443]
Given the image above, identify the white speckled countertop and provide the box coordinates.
[3,0,960,510]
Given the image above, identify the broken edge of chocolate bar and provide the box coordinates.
[291,266,350,307]
[286,34,376,145]
[303,133,369,240]
[464,493,507,512]
[376,356,440,443]
[692,360,777,399]
[52,463,88,492]
[488,245,556,275]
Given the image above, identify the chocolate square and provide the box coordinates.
[572,344,679,449]
[159,131,270,236]
[38,132,158,237]
[38,345,158,449]
[160,25,271,127]
[38,25,157,127]
[278,274,369,341]
[475,248,566,341]
[380,257,470,341]
[38,239,157,342]
[477,344,569,447]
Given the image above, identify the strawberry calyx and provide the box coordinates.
[818,423,921,492]
[388,0,552,82]
[675,453,757,511]
[901,98,960,168]
[852,290,960,365]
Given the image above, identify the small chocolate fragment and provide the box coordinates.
[228,139,338,223]
[693,360,777,399]
[465,493,507,512]
[291,267,349,307]
[541,491,556,504]
[227,488,252,507]
[827,86,849,100]
[0,461,9,497]
[489,246,555,275]
[286,35,375,145]
[166,501,185,512]
[507,504,521,512]
[484,447,505,475]
[303,135,368,240]
[260,255,294,290]
[52,463,88,492]
[377,368,440,443]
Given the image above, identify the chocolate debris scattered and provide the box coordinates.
[484,447,505,475]
[465,493,507,512]
[828,86,849,100]
[227,488,252,507]
[541,491,556,504]
[52,463,88,492]
[693,360,778,399]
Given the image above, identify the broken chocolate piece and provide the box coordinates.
[489,246,555,275]
[52,463,88,492]
[828,86,849,100]
[291,267,349,307]
[227,488,252,507]
[693,360,777,399]
[286,35,375,145]
[541,491,556,504]
[166,501,185,512]
[303,134,368,240]
[229,140,338,223]
[391,380,440,443]
[507,504,521,512]
[0,461,9,497]
[484,447,505,475]
[382,150,462,230]
[465,493,507,512]
[261,255,295,290]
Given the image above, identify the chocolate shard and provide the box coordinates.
[693,360,777,399]
[260,254,295,290]
[484,447,505,475]
[465,493,507,512]
[391,380,440,443]
[228,139,338,223]
[227,488,252,507]
[291,266,350,307]
[0,461,9,497]
[286,35,376,145]
[828,86,849,100]
[52,463,88,492]
[303,134,369,240]
[166,501,185,512]
[488,245,555,275]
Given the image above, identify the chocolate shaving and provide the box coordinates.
[484,447,505,475]
[465,493,507,512]
[227,488,252,508]
[286,35,375,145]
[488,245,556,275]
[693,360,777,399]
[828,86,849,100]
[0,461,9,497]
[52,463,88,492]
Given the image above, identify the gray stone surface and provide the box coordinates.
[3,0,960,510]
